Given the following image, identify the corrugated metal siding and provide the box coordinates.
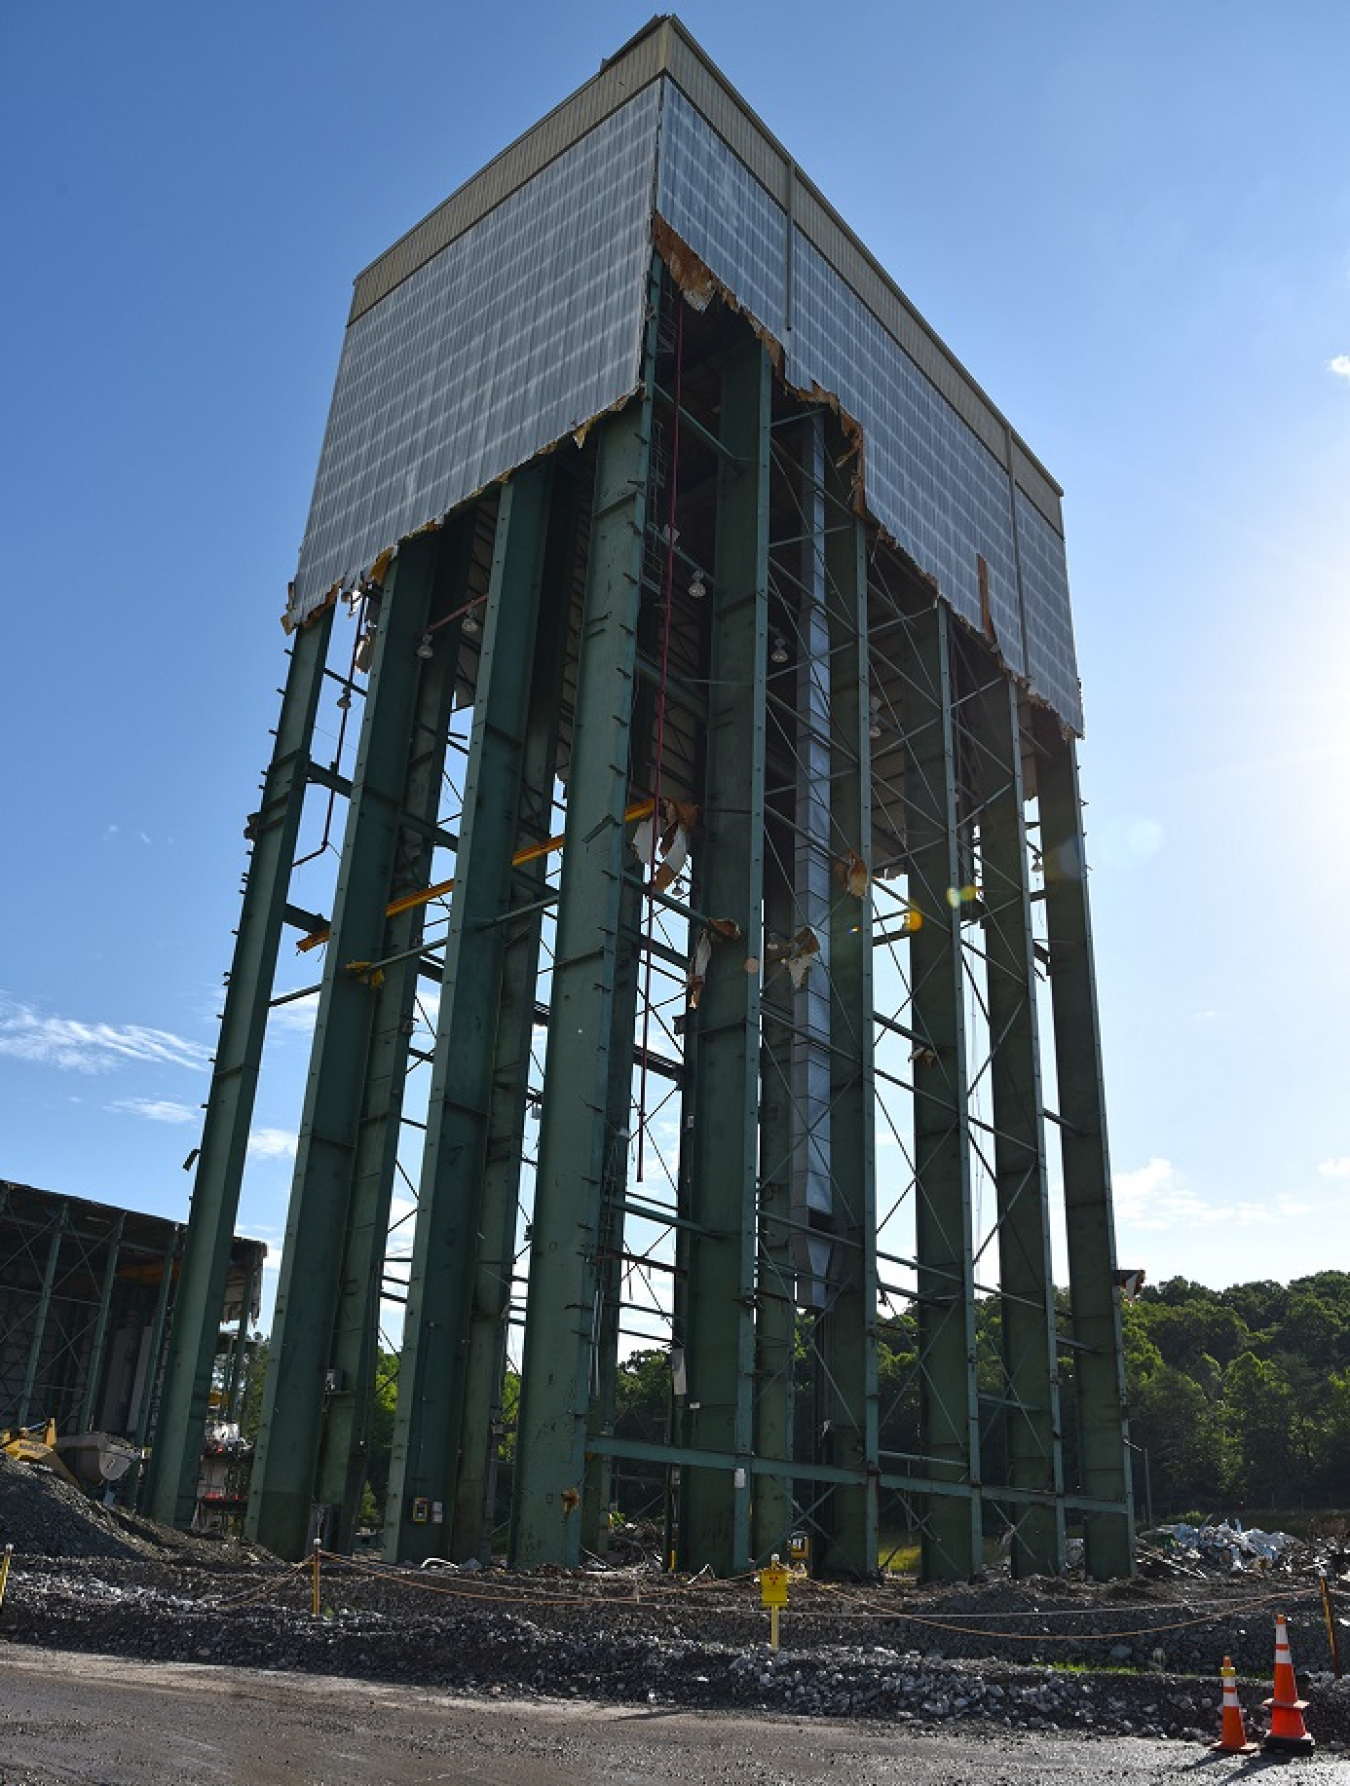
[1016,488,1082,733]
[290,84,661,623]
[294,19,1080,724]
[350,28,669,321]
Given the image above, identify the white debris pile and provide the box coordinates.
[1154,1520,1298,1572]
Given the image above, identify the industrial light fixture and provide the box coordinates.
[770,631,789,666]
[462,605,482,638]
[336,685,352,711]
[415,631,434,660]
[688,572,707,601]
[868,695,883,740]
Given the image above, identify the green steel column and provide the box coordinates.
[448,474,583,1565]
[974,675,1063,1576]
[315,516,475,1552]
[225,1250,261,1426]
[680,337,771,1575]
[384,464,554,1564]
[582,866,645,1555]
[1037,718,1134,1578]
[901,599,980,1581]
[147,604,333,1529]
[77,1213,124,1433]
[18,1206,66,1426]
[511,361,656,1568]
[129,1230,181,1509]
[819,485,878,1578]
[753,820,796,1559]
[249,535,444,1559]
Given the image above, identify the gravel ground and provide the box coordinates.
[16,1648,1333,1786]
[3,1454,1348,1751]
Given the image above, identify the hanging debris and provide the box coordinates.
[780,926,821,991]
[631,799,699,893]
[839,849,870,899]
[686,917,744,1009]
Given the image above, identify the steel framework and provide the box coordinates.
[146,257,1132,1578]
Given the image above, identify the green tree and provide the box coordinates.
[1221,1351,1296,1507]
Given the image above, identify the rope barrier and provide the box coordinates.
[286,1550,1322,1648]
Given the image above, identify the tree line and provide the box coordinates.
[609,1271,1350,1528]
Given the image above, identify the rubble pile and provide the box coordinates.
[0,1452,142,1560]
[2,1552,1349,1747]
[2,1459,1349,1747]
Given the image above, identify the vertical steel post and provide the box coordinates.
[447,473,582,1565]
[312,515,476,1552]
[249,535,444,1559]
[900,598,981,1581]
[128,1229,181,1509]
[1036,717,1134,1577]
[18,1206,66,1427]
[680,336,771,1575]
[819,449,878,1577]
[974,676,1063,1575]
[511,282,659,1567]
[384,463,554,1563]
[146,604,333,1528]
[754,828,797,1559]
[224,1251,259,1427]
[77,1213,125,1433]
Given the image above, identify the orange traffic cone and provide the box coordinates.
[1262,1613,1316,1754]
[1209,1656,1258,1754]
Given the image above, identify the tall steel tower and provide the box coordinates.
[146,17,1133,1581]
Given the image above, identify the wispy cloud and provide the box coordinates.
[110,1097,198,1125]
[1318,1157,1350,1179]
[267,991,320,1035]
[247,1128,298,1161]
[1329,354,1350,382]
[1113,1157,1211,1231]
[0,994,211,1074]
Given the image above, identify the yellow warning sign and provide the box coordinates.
[759,1564,789,1608]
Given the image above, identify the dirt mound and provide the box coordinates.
[0,1454,272,1567]
[0,1451,142,1560]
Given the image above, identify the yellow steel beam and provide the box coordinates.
[296,798,655,954]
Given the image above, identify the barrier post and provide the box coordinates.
[760,1553,789,1652]
[312,1539,322,1617]
[0,1544,12,1613]
[1320,1573,1342,1679]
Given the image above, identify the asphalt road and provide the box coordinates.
[0,1646,1341,1785]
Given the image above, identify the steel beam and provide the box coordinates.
[18,1206,65,1426]
[76,1213,124,1433]
[753,808,796,1559]
[128,1229,180,1509]
[276,526,465,1547]
[310,516,476,1555]
[448,475,583,1565]
[679,336,771,1575]
[248,534,445,1558]
[384,464,554,1563]
[972,673,1063,1576]
[899,598,981,1581]
[1036,715,1134,1577]
[510,293,658,1567]
[818,444,878,1577]
[146,605,332,1529]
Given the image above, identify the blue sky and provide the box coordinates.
[2,1,1347,1314]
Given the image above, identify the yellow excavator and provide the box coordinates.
[1,1417,82,1489]
[2,1417,141,1494]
